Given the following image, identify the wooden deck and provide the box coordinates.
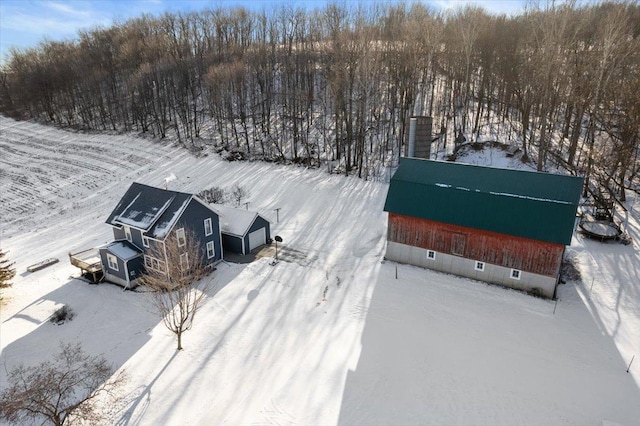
[69,248,103,283]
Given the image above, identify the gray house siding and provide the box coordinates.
[129,228,145,250]
[127,256,145,284]
[99,242,144,288]
[99,248,134,287]
[112,226,145,250]
[171,199,222,265]
[113,227,125,241]
[99,248,127,282]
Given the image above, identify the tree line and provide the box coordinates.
[1,1,639,196]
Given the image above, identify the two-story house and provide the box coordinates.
[98,182,223,289]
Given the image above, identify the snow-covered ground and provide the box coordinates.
[1,116,639,425]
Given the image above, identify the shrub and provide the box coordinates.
[51,305,74,324]
[198,187,226,204]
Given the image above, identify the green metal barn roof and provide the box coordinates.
[384,158,584,245]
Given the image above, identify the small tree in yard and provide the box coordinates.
[231,183,249,207]
[139,230,209,350]
[0,249,16,288]
[0,342,126,426]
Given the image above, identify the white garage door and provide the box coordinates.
[248,227,266,252]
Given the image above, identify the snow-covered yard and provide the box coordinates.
[1,116,639,425]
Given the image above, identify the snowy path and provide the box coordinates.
[1,116,639,425]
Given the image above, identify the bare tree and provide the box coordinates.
[198,186,226,204]
[231,183,249,207]
[0,342,126,426]
[139,231,209,350]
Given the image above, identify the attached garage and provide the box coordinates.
[215,205,271,255]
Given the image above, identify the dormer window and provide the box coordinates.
[142,236,150,248]
[124,226,132,243]
[176,228,186,247]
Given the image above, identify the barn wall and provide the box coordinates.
[386,242,557,298]
[387,213,564,277]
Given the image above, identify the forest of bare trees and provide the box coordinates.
[1,2,639,197]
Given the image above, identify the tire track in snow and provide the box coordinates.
[0,116,183,236]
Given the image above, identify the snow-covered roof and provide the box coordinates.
[103,240,142,261]
[106,182,193,239]
[212,204,261,237]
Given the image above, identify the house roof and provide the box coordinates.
[105,182,193,239]
[212,204,263,237]
[102,240,142,261]
[384,158,584,245]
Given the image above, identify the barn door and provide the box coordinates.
[451,233,466,256]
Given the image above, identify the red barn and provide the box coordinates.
[383,158,583,298]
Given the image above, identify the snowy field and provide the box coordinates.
[1,115,639,426]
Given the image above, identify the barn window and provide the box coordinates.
[474,261,485,272]
[204,218,213,236]
[107,254,119,271]
[206,241,215,259]
[427,250,436,260]
[124,226,132,243]
[176,228,186,247]
[510,269,521,280]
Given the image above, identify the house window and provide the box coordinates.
[475,261,485,272]
[124,226,132,243]
[510,269,522,280]
[142,236,150,248]
[180,252,189,271]
[427,250,436,260]
[107,254,119,271]
[204,218,213,236]
[206,241,215,259]
[176,228,186,247]
[144,255,165,273]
